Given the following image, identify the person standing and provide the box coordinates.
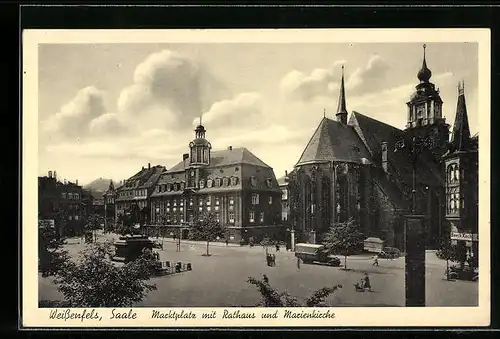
[296,256,301,269]
[363,273,372,292]
[372,255,379,266]
[226,238,229,246]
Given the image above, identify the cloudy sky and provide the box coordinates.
[38,42,478,185]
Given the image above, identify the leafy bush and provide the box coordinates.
[248,276,342,307]
[38,224,70,278]
[53,242,157,307]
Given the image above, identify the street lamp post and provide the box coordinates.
[394,135,433,307]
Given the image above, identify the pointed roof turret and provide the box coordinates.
[450,80,471,151]
[336,65,348,124]
[417,44,432,83]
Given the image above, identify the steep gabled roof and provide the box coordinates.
[138,165,165,189]
[450,83,472,151]
[350,111,443,187]
[166,147,271,174]
[295,117,373,166]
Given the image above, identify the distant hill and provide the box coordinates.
[83,178,114,192]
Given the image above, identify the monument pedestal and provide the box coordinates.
[112,235,154,263]
[405,214,426,307]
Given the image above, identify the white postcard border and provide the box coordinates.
[22,28,491,328]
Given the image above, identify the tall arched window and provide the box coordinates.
[304,176,312,231]
[321,177,331,229]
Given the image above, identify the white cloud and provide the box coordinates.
[89,113,127,137]
[280,55,389,102]
[43,86,107,141]
[117,49,230,131]
[196,92,264,130]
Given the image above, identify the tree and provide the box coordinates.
[190,212,225,256]
[435,239,459,280]
[83,213,105,242]
[38,221,70,278]
[247,276,342,307]
[260,236,274,255]
[53,242,157,307]
[322,218,365,270]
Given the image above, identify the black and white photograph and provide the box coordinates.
[22,29,490,327]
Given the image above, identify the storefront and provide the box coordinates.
[450,231,478,262]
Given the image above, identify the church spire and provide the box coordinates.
[450,80,471,151]
[417,44,432,83]
[336,65,348,124]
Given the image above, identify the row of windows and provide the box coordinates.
[251,193,273,205]
[156,203,234,214]
[119,189,147,198]
[447,193,463,214]
[447,164,461,184]
[158,211,236,224]
[200,176,239,189]
[249,211,265,223]
[156,201,234,212]
[61,192,80,200]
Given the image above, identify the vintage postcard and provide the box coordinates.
[22,28,490,328]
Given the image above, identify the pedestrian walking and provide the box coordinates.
[296,256,301,269]
[363,273,372,292]
[226,238,229,246]
[271,254,276,267]
[275,244,280,252]
[263,274,269,283]
[372,255,379,266]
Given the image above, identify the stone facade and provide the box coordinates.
[149,124,283,243]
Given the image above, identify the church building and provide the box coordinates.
[287,45,468,250]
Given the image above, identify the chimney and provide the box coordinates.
[148,163,151,169]
[142,166,144,170]
[48,170,52,178]
[228,146,232,151]
[76,179,79,186]
[53,171,57,180]
[64,179,67,185]
[381,141,388,173]
[183,153,189,161]
[285,170,288,176]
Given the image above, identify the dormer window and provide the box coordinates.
[215,178,221,187]
[207,179,213,188]
[199,180,205,189]
[265,178,273,188]
[223,177,229,186]
[180,182,185,190]
[231,177,238,186]
[167,184,172,191]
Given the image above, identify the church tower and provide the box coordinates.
[336,65,348,124]
[187,118,212,189]
[405,44,450,160]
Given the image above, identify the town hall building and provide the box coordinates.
[149,122,283,243]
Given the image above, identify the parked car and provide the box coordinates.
[448,266,478,281]
[378,247,401,259]
[294,243,341,266]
